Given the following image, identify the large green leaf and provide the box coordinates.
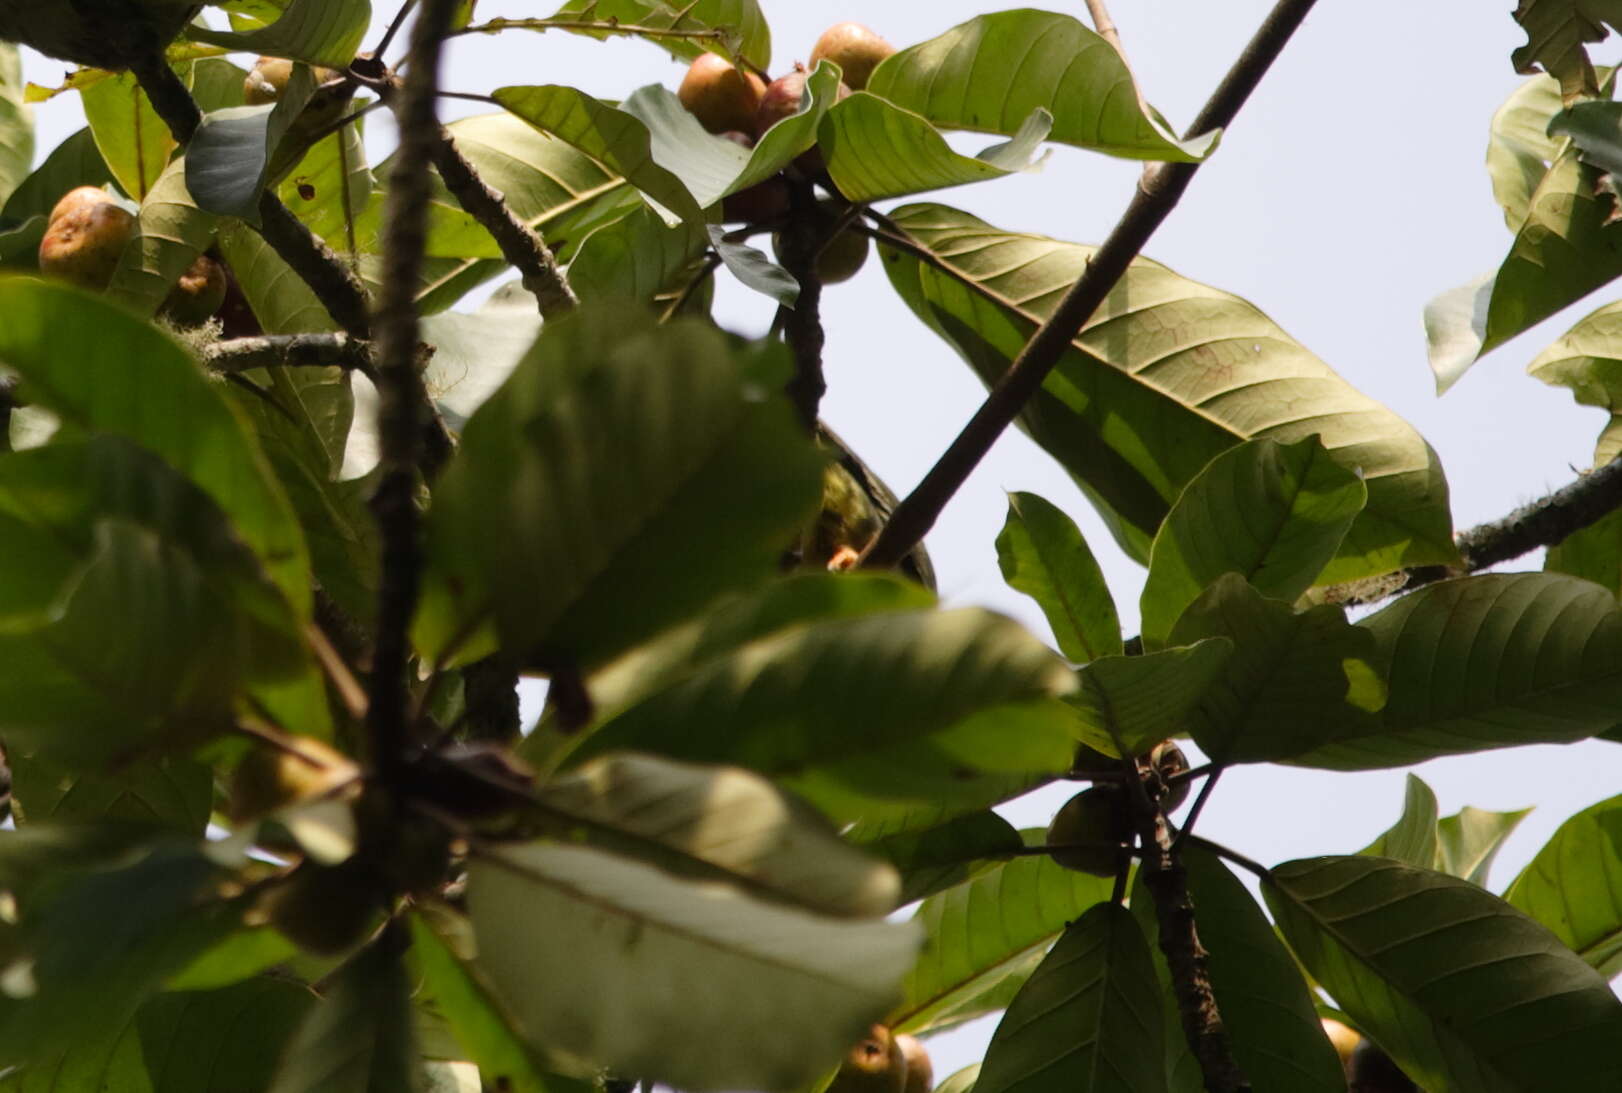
[1067,639,1233,758]
[893,846,1114,1034]
[1168,574,1386,766]
[546,0,771,69]
[0,278,311,613]
[10,753,213,835]
[1505,792,1622,978]
[1487,73,1567,232]
[105,156,222,319]
[1510,0,1622,98]
[866,10,1213,162]
[0,127,115,225]
[565,199,708,307]
[1546,505,1622,595]
[995,490,1122,664]
[417,308,822,668]
[1131,847,1347,1093]
[1426,147,1622,392]
[1356,773,1440,869]
[854,809,1024,905]
[135,978,317,1091]
[1435,804,1532,887]
[537,753,903,916]
[1528,296,1622,464]
[564,607,1080,825]
[1265,855,1622,1091]
[80,70,174,201]
[1140,436,1365,650]
[468,841,919,1092]
[1291,573,1622,769]
[266,927,425,1093]
[0,42,31,208]
[880,203,1453,576]
[189,0,372,67]
[821,93,1051,204]
[975,902,1167,1093]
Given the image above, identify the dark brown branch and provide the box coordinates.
[774,182,833,431]
[0,374,16,454]
[127,47,201,143]
[365,0,459,776]
[860,0,1322,571]
[257,192,376,340]
[427,129,577,318]
[203,333,373,374]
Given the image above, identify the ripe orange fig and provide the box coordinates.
[895,1033,933,1093]
[158,254,229,327]
[809,22,896,91]
[37,196,134,290]
[242,56,341,105]
[46,186,117,228]
[829,1025,908,1093]
[678,53,766,134]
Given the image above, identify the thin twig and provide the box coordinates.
[365,0,459,776]
[203,333,373,375]
[1084,0,1128,62]
[427,127,578,317]
[1182,834,1272,882]
[860,0,1322,572]
[375,0,421,61]
[451,17,730,44]
[1171,766,1222,849]
[305,621,370,722]
[659,251,722,322]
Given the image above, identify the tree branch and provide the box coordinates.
[775,182,833,431]
[365,0,459,775]
[427,129,578,318]
[126,47,200,143]
[0,374,16,454]
[1084,0,1128,62]
[859,0,1322,571]
[203,333,373,375]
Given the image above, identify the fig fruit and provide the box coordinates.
[242,56,341,106]
[810,23,896,91]
[259,860,383,955]
[678,53,766,134]
[1147,740,1191,812]
[754,64,811,138]
[37,196,134,291]
[46,186,118,228]
[1046,785,1131,876]
[773,220,870,285]
[895,1033,932,1093]
[830,1025,907,1093]
[158,254,228,327]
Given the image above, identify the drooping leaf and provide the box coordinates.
[893,845,1115,1034]
[974,902,1167,1093]
[1505,792,1622,978]
[564,607,1081,825]
[1489,73,1580,231]
[1356,774,1440,869]
[537,753,903,917]
[707,223,796,306]
[866,10,1213,162]
[1131,847,1348,1093]
[105,156,222,319]
[136,977,317,1091]
[821,93,1051,204]
[1067,639,1234,758]
[1168,575,1386,766]
[995,490,1122,663]
[1528,296,1622,465]
[880,203,1453,576]
[467,841,920,1093]
[545,0,771,69]
[1265,854,1622,1091]
[1291,573,1622,769]
[80,70,174,201]
[854,809,1024,905]
[1435,805,1532,887]
[1139,436,1366,650]
[188,0,372,68]
[1510,0,1622,99]
[0,42,32,208]
[417,308,822,668]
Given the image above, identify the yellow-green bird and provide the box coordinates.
[799,426,935,589]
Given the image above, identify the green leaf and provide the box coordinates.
[1168,575,1386,766]
[1140,436,1366,650]
[880,203,1454,576]
[708,223,796,306]
[10,753,213,835]
[266,926,426,1093]
[468,841,920,1092]
[975,902,1167,1093]
[165,928,301,992]
[1265,854,1622,1091]
[1293,573,1622,769]
[105,156,222,319]
[546,0,771,69]
[80,70,174,201]
[537,753,904,916]
[996,490,1122,663]
[1436,805,1532,887]
[1546,506,1622,594]
[137,978,317,1091]
[493,85,704,224]
[0,42,32,208]
[188,0,372,67]
[866,10,1213,162]
[1487,73,1568,232]
[1356,774,1440,869]
[1550,98,1622,178]
[936,1064,982,1093]
[893,848,1115,1034]
[821,93,1051,204]
[1132,847,1348,1093]
[564,607,1080,825]
[0,278,312,614]
[416,308,823,668]
[1505,792,1622,978]
[567,200,708,307]
[1510,0,1622,99]
[854,810,1024,905]
[1,127,115,225]
[1067,639,1234,758]
[410,913,591,1093]
[1528,296,1622,465]
[1426,147,1622,392]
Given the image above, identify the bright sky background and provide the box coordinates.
[16,0,1622,1077]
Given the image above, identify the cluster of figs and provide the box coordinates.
[675,22,896,284]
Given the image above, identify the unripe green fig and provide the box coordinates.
[258,860,383,956]
[895,1033,932,1093]
[809,23,896,91]
[830,1025,907,1093]
[1046,786,1131,876]
[773,222,870,285]
[158,254,228,327]
[678,53,766,134]
[1347,1038,1417,1092]
[37,198,134,291]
